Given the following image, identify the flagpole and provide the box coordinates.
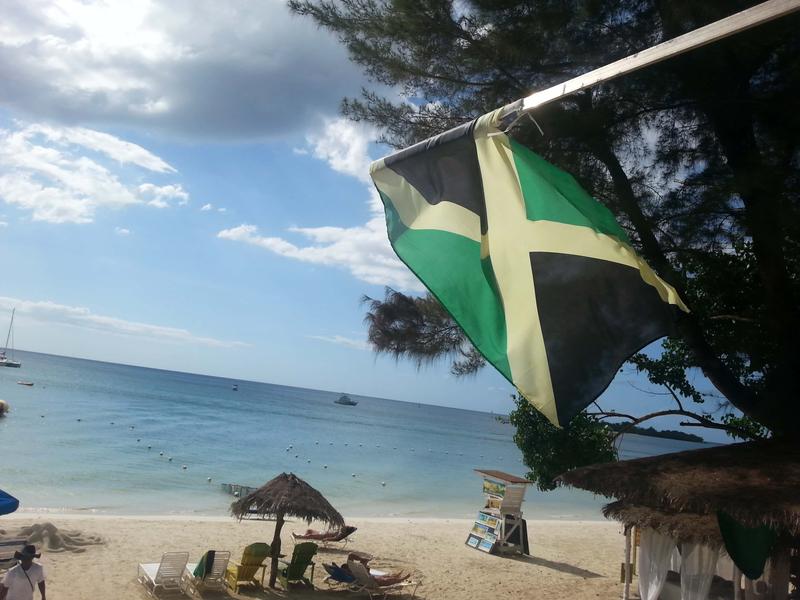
[501,0,800,118]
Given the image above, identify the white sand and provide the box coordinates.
[2,514,624,599]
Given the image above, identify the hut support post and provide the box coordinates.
[268,513,285,588]
[734,564,743,600]
[623,525,633,600]
[768,547,791,600]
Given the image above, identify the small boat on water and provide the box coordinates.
[334,394,358,406]
[232,384,238,391]
[0,309,21,368]
[16,381,33,387]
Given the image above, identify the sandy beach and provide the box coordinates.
[2,513,622,599]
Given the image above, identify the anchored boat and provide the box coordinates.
[334,394,358,406]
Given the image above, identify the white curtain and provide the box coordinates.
[681,542,719,600]
[638,528,676,600]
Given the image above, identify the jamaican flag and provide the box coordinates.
[370,108,688,426]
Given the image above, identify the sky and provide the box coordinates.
[0,0,730,440]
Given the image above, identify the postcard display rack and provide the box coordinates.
[466,469,531,555]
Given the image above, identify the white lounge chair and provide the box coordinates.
[0,539,27,571]
[347,560,420,600]
[183,550,230,594]
[137,551,190,597]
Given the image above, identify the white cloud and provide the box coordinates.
[306,118,376,184]
[217,221,422,291]
[139,183,189,208]
[217,207,227,213]
[0,221,8,228]
[0,122,185,223]
[24,123,175,172]
[220,120,423,291]
[0,0,370,139]
[307,334,369,351]
[114,226,130,236]
[200,203,213,211]
[0,295,246,348]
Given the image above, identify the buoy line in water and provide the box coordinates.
[51,411,519,496]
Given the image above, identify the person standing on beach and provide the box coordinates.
[0,545,46,600]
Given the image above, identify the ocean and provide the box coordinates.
[0,350,714,519]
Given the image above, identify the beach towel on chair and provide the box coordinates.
[193,550,216,580]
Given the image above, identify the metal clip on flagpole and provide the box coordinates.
[498,0,800,122]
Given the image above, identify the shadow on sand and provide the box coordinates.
[508,554,603,578]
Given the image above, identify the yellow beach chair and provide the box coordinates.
[225,543,271,592]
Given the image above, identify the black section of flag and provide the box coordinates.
[530,252,677,423]
[384,119,487,234]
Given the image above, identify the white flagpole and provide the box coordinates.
[502,0,800,117]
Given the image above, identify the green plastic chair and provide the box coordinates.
[225,543,271,592]
[277,542,318,590]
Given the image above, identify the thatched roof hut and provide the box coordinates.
[230,473,343,588]
[602,500,724,547]
[230,472,344,528]
[558,440,800,535]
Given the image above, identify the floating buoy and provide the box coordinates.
[381,482,386,487]
[207,477,212,482]
[159,452,164,456]
[359,443,363,447]
[393,447,397,450]
[329,442,333,445]
[294,455,298,458]
[40,415,45,419]
[288,444,293,449]
[181,465,187,470]
[168,457,173,462]
[77,418,81,422]
[315,441,319,445]
[351,473,356,477]
[136,439,141,442]
[307,459,311,463]
[130,426,135,430]
[147,446,152,450]
[323,465,328,469]
[110,422,114,425]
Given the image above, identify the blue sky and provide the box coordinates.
[0,1,731,440]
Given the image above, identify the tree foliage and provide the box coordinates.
[290,1,800,453]
[508,394,618,491]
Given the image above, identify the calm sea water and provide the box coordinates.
[0,350,714,519]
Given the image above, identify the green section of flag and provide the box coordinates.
[510,139,630,244]
[390,224,512,381]
[380,190,409,240]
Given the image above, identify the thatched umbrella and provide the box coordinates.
[230,473,344,588]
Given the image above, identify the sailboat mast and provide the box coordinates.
[4,308,14,353]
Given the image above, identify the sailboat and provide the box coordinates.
[0,309,21,368]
